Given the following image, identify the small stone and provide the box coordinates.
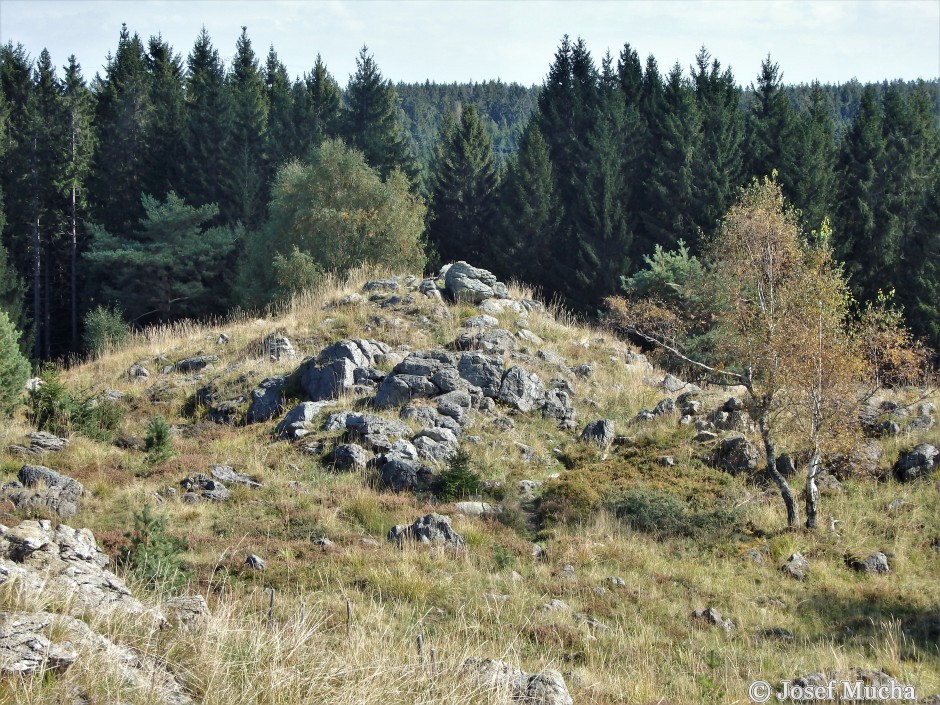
[245,554,265,571]
[782,552,809,581]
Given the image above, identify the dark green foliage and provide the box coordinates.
[0,310,30,416]
[120,504,190,593]
[144,415,173,465]
[183,28,232,213]
[0,240,27,344]
[343,46,417,181]
[493,122,559,287]
[609,488,741,539]
[85,192,238,325]
[744,55,797,187]
[294,54,342,156]
[427,104,499,265]
[143,36,185,202]
[790,81,837,234]
[82,304,129,359]
[26,364,122,441]
[621,240,704,304]
[264,47,295,173]
[436,448,482,501]
[225,27,268,229]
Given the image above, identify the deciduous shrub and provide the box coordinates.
[0,310,30,417]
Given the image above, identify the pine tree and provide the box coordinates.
[183,27,232,212]
[427,104,499,266]
[143,36,185,201]
[494,122,559,289]
[790,81,836,234]
[903,165,940,349]
[264,46,294,172]
[343,46,416,181]
[225,27,268,228]
[744,55,797,188]
[60,55,95,350]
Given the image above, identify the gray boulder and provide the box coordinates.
[652,397,677,416]
[436,390,474,425]
[580,419,615,449]
[18,465,84,503]
[847,551,891,575]
[245,376,285,424]
[443,262,509,303]
[457,353,504,397]
[380,458,433,492]
[326,443,371,471]
[274,401,335,439]
[319,338,390,368]
[691,607,735,635]
[162,595,209,629]
[12,465,85,516]
[462,314,500,328]
[461,657,573,705]
[541,389,576,428]
[345,413,413,447]
[374,374,439,408]
[387,513,464,546]
[782,552,809,580]
[453,327,517,354]
[210,464,261,489]
[180,473,230,502]
[174,355,218,373]
[298,357,357,401]
[894,444,938,482]
[263,334,295,361]
[713,436,759,475]
[497,366,545,412]
[9,432,70,456]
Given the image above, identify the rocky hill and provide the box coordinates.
[0,263,937,704]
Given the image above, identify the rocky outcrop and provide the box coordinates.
[580,419,615,449]
[8,431,70,457]
[497,366,545,413]
[712,436,759,476]
[461,657,573,705]
[0,520,159,620]
[274,401,336,439]
[3,464,85,518]
[387,513,464,546]
[325,443,371,471]
[209,464,261,489]
[443,262,510,303]
[245,376,285,424]
[180,473,231,502]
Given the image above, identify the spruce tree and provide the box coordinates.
[225,27,268,228]
[144,36,185,201]
[264,46,294,172]
[90,25,151,235]
[902,165,940,349]
[744,55,797,188]
[691,47,743,244]
[834,86,885,300]
[294,54,342,157]
[427,104,499,266]
[494,122,559,289]
[60,55,95,350]
[790,81,836,235]
[342,46,416,181]
[642,63,702,254]
[183,28,232,213]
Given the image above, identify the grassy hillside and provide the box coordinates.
[1,268,937,704]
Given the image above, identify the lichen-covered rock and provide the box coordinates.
[456,353,504,397]
[18,464,83,502]
[174,355,218,373]
[162,595,209,629]
[325,443,371,471]
[846,551,890,575]
[387,513,464,546]
[298,357,357,401]
[378,457,433,492]
[782,552,809,581]
[274,401,336,439]
[180,473,230,502]
[0,520,159,621]
[443,262,510,303]
[453,327,517,354]
[318,338,390,368]
[210,464,261,489]
[497,366,545,412]
[461,657,573,705]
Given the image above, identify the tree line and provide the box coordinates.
[1,27,938,364]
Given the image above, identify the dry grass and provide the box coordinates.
[1,269,938,704]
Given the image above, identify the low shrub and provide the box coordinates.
[27,364,122,441]
[609,487,741,539]
[119,504,191,593]
[83,304,130,359]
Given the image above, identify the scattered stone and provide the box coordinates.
[245,554,265,571]
[517,328,544,345]
[462,314,499,328]
[559,564,576,579]
[652,397,676,416]
[543,598,570,611]
[846,551,890,575]
[713,435,759,476]
[461,657,573,705]
[7,465,84,518]
[894,444,938,482]
[274,401,335,439]
[497,366,545,412]
[580,419,614,449]
[264,334,295,361]
[745,548,765,566]
[325,443,371,471]
[608,576,625,587]
[387,513,464,546]
[660,374,701,394]
[246,376,285,424]
[776,453,797,478]
[179,474,230,502]
[694,430,719,443]
[575,613,611,633]
[175,355,218,373]
[454,501,499,517]
[782,552,809,581]
[363,278,399,292]
[691,607,734,634]
[754,627,795,643]
[8,432,70,456]
[163,595,209,629]
[128,363,150,381]
[572,364,593,379]
[210,464,261,489]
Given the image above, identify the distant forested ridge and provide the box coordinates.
[1,24,938,362]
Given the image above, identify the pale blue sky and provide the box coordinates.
[1,0,937,86]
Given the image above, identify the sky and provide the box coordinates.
[0,0,938,87]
